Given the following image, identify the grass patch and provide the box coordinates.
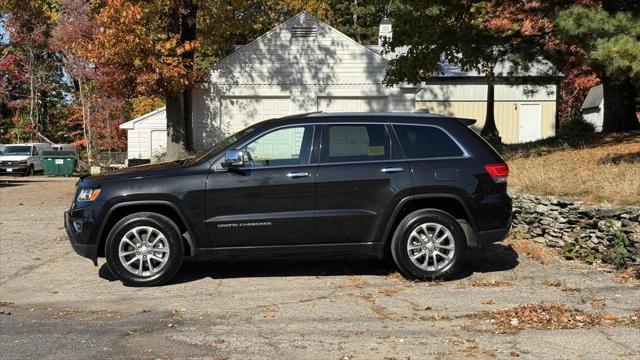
[503,131,640,206]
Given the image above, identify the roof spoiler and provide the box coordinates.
[456,118,477,127]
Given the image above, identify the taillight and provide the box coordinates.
[485,163,509,183]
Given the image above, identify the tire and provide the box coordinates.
[27,165,34,176]
[391,209,466,281]
[105,212,183,286]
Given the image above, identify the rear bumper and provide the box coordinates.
[476,226,511,246]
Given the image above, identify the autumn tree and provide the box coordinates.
[474,0,639,132]
[383,1,536,145]
[0,0,66,143]
[81,0,330,161]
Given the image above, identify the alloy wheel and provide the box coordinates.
[406,222,455,271]
[118,226,170,277]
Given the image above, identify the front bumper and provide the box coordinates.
[64,202,104,265]
[0,166,28,174]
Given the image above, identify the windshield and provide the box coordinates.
[190,124,262,164]
[4,146,32,156]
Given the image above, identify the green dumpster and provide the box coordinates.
[42,151,77,177]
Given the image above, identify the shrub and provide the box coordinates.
[605,232,630,269]
[558,117,595,141]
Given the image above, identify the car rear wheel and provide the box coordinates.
[105,212,183,286]
[391,209,466,281]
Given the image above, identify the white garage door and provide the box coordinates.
[222,97,290,134]
[318,97,388,112]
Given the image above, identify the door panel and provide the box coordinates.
[315,124,411,244]
[518,103,542,143]
[150,130,167,160]
[206,166,316,247]
[315,162,411,244]
[205,125,316,247]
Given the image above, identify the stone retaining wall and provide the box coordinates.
[511,192,640,267]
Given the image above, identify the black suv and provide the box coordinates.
[65,113,511,286]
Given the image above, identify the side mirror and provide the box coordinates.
[221,149,244,168]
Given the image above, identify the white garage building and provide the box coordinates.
[121,12,559,161]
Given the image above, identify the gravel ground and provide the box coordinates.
[1,176,639,359]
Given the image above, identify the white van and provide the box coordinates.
[0,143,53,175]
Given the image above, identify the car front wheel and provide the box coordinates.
[391,209,466,281]
[105,212,183,286]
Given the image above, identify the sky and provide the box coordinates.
[1,15,8,45]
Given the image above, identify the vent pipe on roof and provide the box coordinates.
[378,18,392,48]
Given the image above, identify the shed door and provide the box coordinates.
[518,104,542,143]
[222,97,290,134]
[150,130,167,159]
[317,97,388,112]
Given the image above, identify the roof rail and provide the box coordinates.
[278,111,323,119]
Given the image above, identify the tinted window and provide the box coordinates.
[242,126,313,167]
[394,125,464,158]
[321,124,390,163]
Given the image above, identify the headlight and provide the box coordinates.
[77,188,101,202]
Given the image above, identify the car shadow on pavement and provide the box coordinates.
[98,244,519,285]
[0,178,58,188]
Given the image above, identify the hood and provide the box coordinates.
[82,160,187,184]
[0,155,30,161]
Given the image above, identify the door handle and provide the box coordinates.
[287,172,310,178]
[380,167,404,173]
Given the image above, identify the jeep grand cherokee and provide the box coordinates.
[65,112,512,286]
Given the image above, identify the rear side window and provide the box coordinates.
[394,125,465,159]
[320,124,391,163]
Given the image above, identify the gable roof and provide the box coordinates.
[216,12,387,70]
[119,107,166,130]
[206,12,389,87]
[581,84,603,110]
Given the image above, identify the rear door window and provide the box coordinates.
[393,125,465,159]
[320,124,391,163]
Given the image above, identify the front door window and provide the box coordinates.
[242,126,313,167]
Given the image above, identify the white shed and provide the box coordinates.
[581,84,604,132]
[119,107,167,161]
